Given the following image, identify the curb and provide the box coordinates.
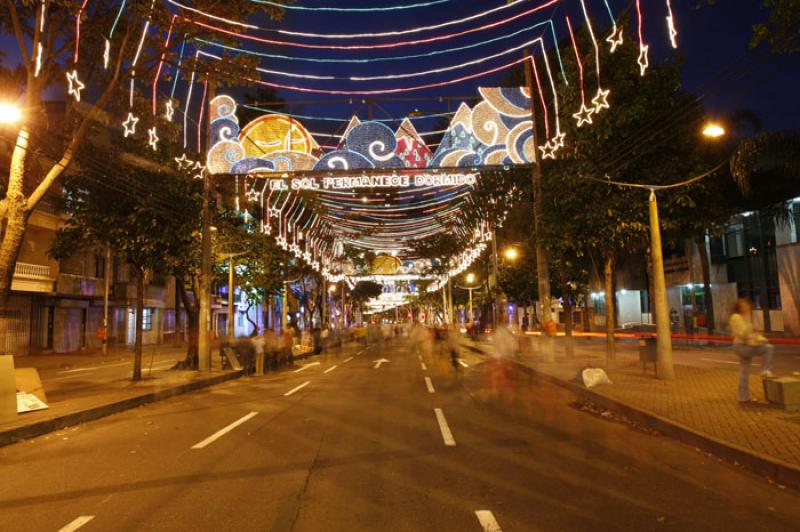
[0,370,244,448]
[465,343,800,491]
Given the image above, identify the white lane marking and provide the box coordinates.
[700,357,760,367]
[421,362,427,371]
[284,381,311,397]
[58,516,95,532]
[475,510,503,532]
[58,362,129,373]
[343,356,354,364]
[373,358,390,369]
[434,408,456,447]
[324,364,338,374]
[458,359,469,368]
[294,361,321,373]
[191,411,259,449]
[424,376,435,393]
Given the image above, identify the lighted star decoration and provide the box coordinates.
[591,88,610,113]
[538,140,556,160]
[174,153,192,169]
[192,161,204,171]
[245,187,260,202]
[276,236,288,249]
[66,70,85,102]
[606,26,623,53]
[573,103,595,127]
[303,251,313,263]
[147,126,159,151]
[666,16,678,48]
[165,100,175,122]
[638,45,650,76]
[122,113,140,137]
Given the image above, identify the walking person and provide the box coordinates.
[728,298,775,403]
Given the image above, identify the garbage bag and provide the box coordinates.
[581,368,612,388]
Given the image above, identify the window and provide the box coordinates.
[142,308,153,331]
[95,255,106,278]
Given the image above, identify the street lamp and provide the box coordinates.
[503,246,519,261]
[460,273,481,324]
[702,121,726,139]
[0,103,21,124]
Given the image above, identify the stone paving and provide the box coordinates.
[471,337,800,469]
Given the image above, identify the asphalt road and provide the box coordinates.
[2,337,800,532]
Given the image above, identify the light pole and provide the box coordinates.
[456,273,484,326]
[219,251,247,339]
[0,103,22,125]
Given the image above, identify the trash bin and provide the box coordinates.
[638,337,657,375]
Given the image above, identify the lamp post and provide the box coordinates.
[219,251,247,339]
[0,103,22,125]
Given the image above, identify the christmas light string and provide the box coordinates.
[665,0,678,48]
[250,0,454,12]
[537,39,562,149]
[197,80,208,153]
[602,0,623,52]
[239,105,454,124]
[153,15,177,116]
[636,0,648,76]
[566,15,592,127]
[74,0,90,64]
[178,0,560,51]
[34,1,47,77]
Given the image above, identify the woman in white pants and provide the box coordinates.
[728,298,775,403]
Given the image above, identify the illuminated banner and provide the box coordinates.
[268,172,477,191]
[206,87,536,176]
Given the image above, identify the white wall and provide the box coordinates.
[777,243,800,335]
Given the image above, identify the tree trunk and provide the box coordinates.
[175,278,199,369]
[133,267,144,381]
[696,236,715,332]
[604,251,616,363]
[563,286,574,357]
[245,301,258,336]
[173,275,182,347]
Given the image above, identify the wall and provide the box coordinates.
[777,243,800,335]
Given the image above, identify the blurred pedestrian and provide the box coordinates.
[729,298,775,403]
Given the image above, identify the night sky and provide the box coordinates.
[0,1,797,138]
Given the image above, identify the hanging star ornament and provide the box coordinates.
[667,16,678,49]
[592,88,611,113]
[66,70,85,102]
[174,153,192,169]
[638,45,650,76]
[165,100,175,122]
[553,131,566,148]
[573,103,595,127]
[538,140,555,160]
[122,113,139,137]
[606,26,623,53]
[245,187,260,202]
[147,126,159,151]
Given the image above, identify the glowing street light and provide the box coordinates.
[702,122,725,139]
[0,102,22,124]
[466,272,476,284]
[503,246,519,261]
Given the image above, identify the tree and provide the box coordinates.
[51,148,200,381]
[538,18,707,361]
[0,0,289,343]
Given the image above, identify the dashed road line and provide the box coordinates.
[458,359,469,368]
[284,381,311,397]
[324,364,338,374]
[475,510,503,531]
[421,362,427,371]
[294,361,321,373]
[343,356,354,364]
[191,411,259,449]
[434,408,456,447]
[58,516,95,532]
[424,376,435,393]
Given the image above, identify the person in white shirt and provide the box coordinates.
[728,298,775,403]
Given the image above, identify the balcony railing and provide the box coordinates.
[56,274,105,297]
[14,262,52,279]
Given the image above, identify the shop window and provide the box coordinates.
[142,308,153,331]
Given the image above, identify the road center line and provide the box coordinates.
[434,408,456,446]
[421,362,427,371]
[343,356,354,364]
[58,516,95,532]
[294,362,321,373]
[424,376,435,393]
[191,411,259,449]
[324,365,338,374]
[284,381,311,397]
[458,359,469,368]
[475,510,503,532]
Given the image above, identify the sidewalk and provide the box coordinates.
[465,336,800,489]
[1,345,242,446]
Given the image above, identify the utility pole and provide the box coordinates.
[227,256,235,339]
[524,51,553,359]
[198,81,216,372]
[648,190,675,379]
[491,229,500,327]
[102,244,111,355]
